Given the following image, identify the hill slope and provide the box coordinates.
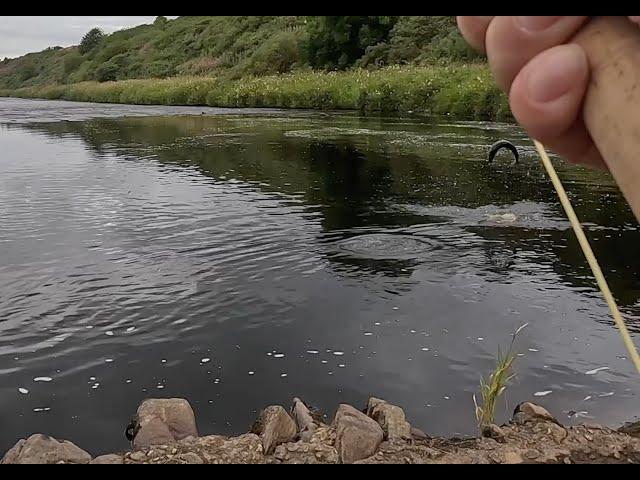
[0,16,477,89]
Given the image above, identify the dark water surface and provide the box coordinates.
[1,98,639,455]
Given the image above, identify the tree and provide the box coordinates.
[305,16,398,69]
[154,16,168,27]
[79,28,105,55]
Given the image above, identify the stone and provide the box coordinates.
[410,427,429,441]
[129,451,147,462]
[1,434,91,464]
[189,434,265,464]
[503,450,524,464]
[333,404,383,464]
[366,398,411,440]
[1,440,24,464]
[274,445,288,461]
[366,397,386,416]
[251,406,297,455]
[619,421,640,438]
[133,398,198,450]
[548,423,568,443]
[90,454,124,465]
[482,424,506,443]
[310,425,335,445]
[133,417,174,450]
[514,402,556,423]
[176,452,203,464]
[523,449,540,460]
[292,398,320,442]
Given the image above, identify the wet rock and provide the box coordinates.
[90,454,124,465]
[333,404,383,464]
[1,434,91,464]
[619,421,640,438]
[514,402,556,424]
[410,427,430,441]
[251,406,297,455]
[133,398,198,449]
[366,397,411,440]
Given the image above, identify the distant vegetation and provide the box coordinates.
[1,66,510,120]
[0,16,508,120]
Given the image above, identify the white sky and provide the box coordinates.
[0,16,177,59]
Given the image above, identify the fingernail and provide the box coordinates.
[516,16,562,32]
[527,45,585,103]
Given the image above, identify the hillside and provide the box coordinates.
[0,16,478,89]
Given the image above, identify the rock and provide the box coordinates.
[133,417,174,450]
[270,441,338,464]
[503,450,524,464]
[175,452,204,464]
[514,402,557,423]
[366,397,411,440]
[133,398,198,449]
[274,445,288,461]
[524,449,540,460]
[1,440,24,464]
[488,213,518,223]
[1,434,91,464]
[333,404,383,464]
[129,451,147,462]
[251,406,297,455]
[366,397,386,415]
[619,421,640,438]
[292,398,320,442]
[90,454,124,465]
[482,424,506,443]
[548,423,568,443]
[410,427,429,441]
[192,434,265,464]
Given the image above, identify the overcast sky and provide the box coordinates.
[0,16,175,59]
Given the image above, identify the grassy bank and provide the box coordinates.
[0,66,511,121]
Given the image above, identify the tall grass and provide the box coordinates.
[0,65,511,121]
[473,324,528,430]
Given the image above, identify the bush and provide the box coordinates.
[95,54,129,82]
[241,30,305,76]
[95,63,119,82]
[63,52,84,75]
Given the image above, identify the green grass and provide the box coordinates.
[473,324,528,430]
[0,65,511,121]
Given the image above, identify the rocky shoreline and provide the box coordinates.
[3,396,640,464]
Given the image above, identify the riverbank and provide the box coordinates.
[4,395,640,464]
[0,66,511,121]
